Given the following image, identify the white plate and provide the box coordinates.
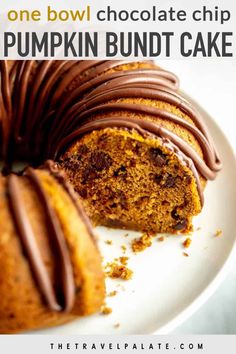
[35,94,236,334]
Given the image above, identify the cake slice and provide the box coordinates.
[57,62,221,234]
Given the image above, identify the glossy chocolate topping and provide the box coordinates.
[6,167,76,312]
[0,60,221,206]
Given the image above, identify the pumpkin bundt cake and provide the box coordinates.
[0,60,222,333]
[0,162,105,333]
[0,60,221,234]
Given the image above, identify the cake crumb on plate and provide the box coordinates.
[131,233,153,252]
[121,245,127,253]
[183,237,192,248]
[105,240,113,245]
[101,305,112,315]
[215,229,223,237]
[107,290,117,297]
[119,256,129,265]
[158,236,165,242]
[183,252,189,257]
[105,262,133,280]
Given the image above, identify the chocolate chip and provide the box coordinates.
[171,207,179,220]
[129,158,136,167]
[149,148,167,167]
[105,218,126,228]
[77,188,87,198]
[118,191,128,209]
[185,174,192,185]
[173,219,187,231]
[108,190,128,209]
[136,196,149,206]
[90,151,112,171]
[78,144,89,155]
[82,166,98,184]
[114,165,127,177]
[134,142,142,154]
[61,157,80,171]
[154,174,163,184]
[76,287,81,294]
[164,175,176,188]
[98,134,108,143]
[8,313,15,319]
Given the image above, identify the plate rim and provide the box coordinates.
[152,92,236,334]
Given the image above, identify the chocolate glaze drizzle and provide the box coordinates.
[0,60,222,205]
[6,167,78,312]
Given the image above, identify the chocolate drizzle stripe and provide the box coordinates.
[28,61,76,149]
[85,72,178,99]
[13,61,34,140]
[0,61,11,114]
[24,168,75,312]
[0,61,11,160]
[45,61,162,132]
[51,61,105,103]
[7,174,61,312]
[25,61,54,137]
[63,84,219,164]
[74,60,150,87]
[49,86,194,141]
[53,68,179,131]
[27,61,82,154]
[50,85,181,150]
[72,102,220,172]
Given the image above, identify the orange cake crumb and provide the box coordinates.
[121,245,127,253]
[119,256,129,265]
[114,323,120,328]
[215,229,222,237]
[107,290,117,297]
[101,305,112,315]
[183,252,189,257]
[105,240,113,245]
[105,262,133,280]
[131,233,153,252]
[158,236,165,242]
[183,237,192,248]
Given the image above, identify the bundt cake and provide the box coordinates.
[0,60,221,234]
[0,162,105,333]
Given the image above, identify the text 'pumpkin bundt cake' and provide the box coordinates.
[0,60,222,235]
[0,162,105,333]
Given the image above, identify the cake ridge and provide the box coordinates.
[7,167,75,313]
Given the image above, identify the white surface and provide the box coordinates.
[162,59,236,334]
[35,86,236,334]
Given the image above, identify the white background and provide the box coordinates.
[162,59,236,334]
